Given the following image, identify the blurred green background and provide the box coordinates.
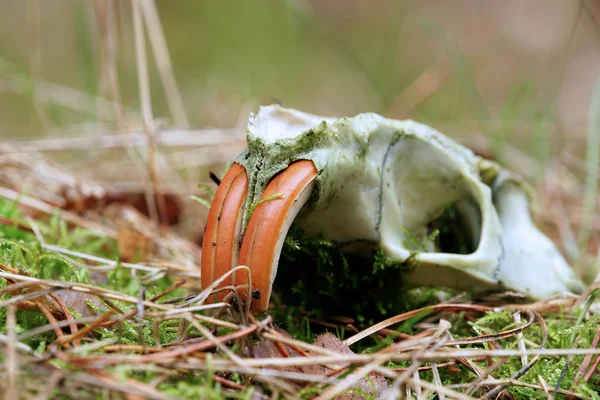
[1,0,597,148]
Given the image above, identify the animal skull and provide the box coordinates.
[201,105,584,312]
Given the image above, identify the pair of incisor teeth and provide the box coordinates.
[201,160,317,313]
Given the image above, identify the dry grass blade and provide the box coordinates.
[131,0,166,228]
[571,325,600,389]
[0,271,175,311]
[206,347,600,369]
[95,0,126,129]
[79,369,175,400]
[450,379,585,399]
[0,186,117,237]
[5,305,18,400]
[139,0,189,128]
[343,303,494,346]
[2,170,599,399]
[0,78,130,121]
[537,375,553,400]
[132,0,153,129]
[0,216,34,233]
[1,129,244,152]
[0,286,62,309]
[313,356,388,400]
[53,310,115,347]
[1,3,599,399]
[405,377,478,400]
[62,324,259,367]
[431,362,446,400]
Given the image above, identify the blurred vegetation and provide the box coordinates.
[1,0,599,302]
[0,0,598,292]
[1,1,598,262]
[0,3,599,397]
[0,1,597,150]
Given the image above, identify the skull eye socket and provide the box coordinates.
[428,198,481,255]
[380,136,487,258]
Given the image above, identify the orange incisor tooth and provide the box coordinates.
[201,163,248,302]
[237,160,318,313]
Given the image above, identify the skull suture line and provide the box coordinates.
[201,105,584,313]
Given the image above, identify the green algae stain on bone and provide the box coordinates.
[235,117,367,228]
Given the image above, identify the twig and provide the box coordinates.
[343,304,494,346]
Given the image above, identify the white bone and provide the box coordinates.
[235,105,584,299]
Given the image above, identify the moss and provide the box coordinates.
[2,184,597,398]
[273,224,430,325]
[273,224,600,397]
[0,196,185,350]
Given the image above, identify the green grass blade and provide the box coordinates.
[577,75,600,251]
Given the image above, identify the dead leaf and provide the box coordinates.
[50,290,108,318]
[252,329,389,399]
[117,227,154,262]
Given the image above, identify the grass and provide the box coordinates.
[1,1,599,399]
[0,174,599,398]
